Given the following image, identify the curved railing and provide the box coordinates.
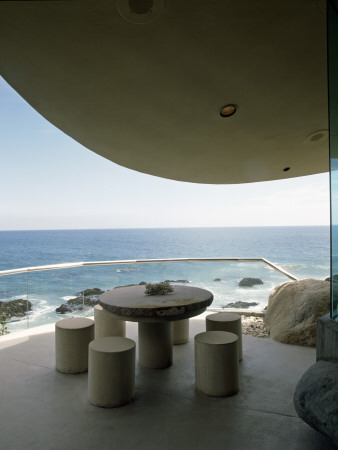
[0,257,298,280]
[0,257,298,333]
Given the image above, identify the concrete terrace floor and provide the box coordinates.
[0,312,335,450]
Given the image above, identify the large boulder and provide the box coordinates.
[294,360,338,445]
[265,279,330,346]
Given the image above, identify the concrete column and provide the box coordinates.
[88,336,135,407]
[94,304,126,339]
[206,312,243,360]
[316,314,338,363]
[55,317,94,374]
[138,322,173,368]
[173,319,189,345]
[195,330,239,397]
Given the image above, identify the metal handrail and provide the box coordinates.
[0,257,298,280]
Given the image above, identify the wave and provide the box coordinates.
[61,296,77,301]
[116,268,140,273]
[7,298,55,328]
[4,294,28,301]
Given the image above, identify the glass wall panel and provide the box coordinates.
[329,0,338,320]
[0,260,294,332]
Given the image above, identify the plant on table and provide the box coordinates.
[145,282,174,295]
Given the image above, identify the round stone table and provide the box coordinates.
[99,285,213,368]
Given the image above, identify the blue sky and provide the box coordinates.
[0,77,330,230]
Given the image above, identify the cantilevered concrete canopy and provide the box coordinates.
[0,0,329,183]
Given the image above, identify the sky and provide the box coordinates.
[0,77,330,230]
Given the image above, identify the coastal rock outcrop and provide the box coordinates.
[55,288,104,314]
[55,304,72,314]
[75,288,104,297]
[0,299,32,320]
[115,281,147,289]
[239,277,263,287]
[224,301,259,309]
[294,360,338,445]
[164,279,190,283]
[265,278,330,346]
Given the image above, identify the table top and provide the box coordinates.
[99,284,213,323]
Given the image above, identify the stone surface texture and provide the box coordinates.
[265,278,330,346]
[241,315,269,338]
[99,285,213,322]
[294,360,338,446]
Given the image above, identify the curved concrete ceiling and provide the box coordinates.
[0,0,329,184]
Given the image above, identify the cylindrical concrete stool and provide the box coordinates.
[206,312,243,361]
[173,319,189,345]
[88,336,135,408]
[94,304,126,339]
[55,317,94,374]
[195,331,239,397]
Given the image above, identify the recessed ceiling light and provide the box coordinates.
[129,0,153,14]
[220,104,237,117]
[305,130,329,144]
[283,167,290,172]
[117,0,164,24]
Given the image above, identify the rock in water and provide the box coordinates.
[239,277,263,287]
[164,279,190,283]
[265,279,330,346]
[0,299,32,319]
[55,288,105,314]
[55,304,72,314]
[224,301,259,309]
[76,288,104,296]
[294,361,338,445]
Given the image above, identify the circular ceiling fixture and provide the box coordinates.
[117,0,164,24]
[220,104,237,117]
[305,129,329,144]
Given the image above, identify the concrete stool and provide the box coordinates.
[94,304,126,339]
[88,336,135,408]
[206,312,243,361]
[55,317,94,374]
[173,319,189,345]
[195,331,239,397]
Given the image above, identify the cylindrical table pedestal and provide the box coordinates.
[206,312,243,361]
[173,319,189,345]
[94,304,126,339]
[195,331,239,397]
[138,322,173,368]
[88,336,135,407]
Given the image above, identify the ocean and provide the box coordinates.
[0,227,330,332]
